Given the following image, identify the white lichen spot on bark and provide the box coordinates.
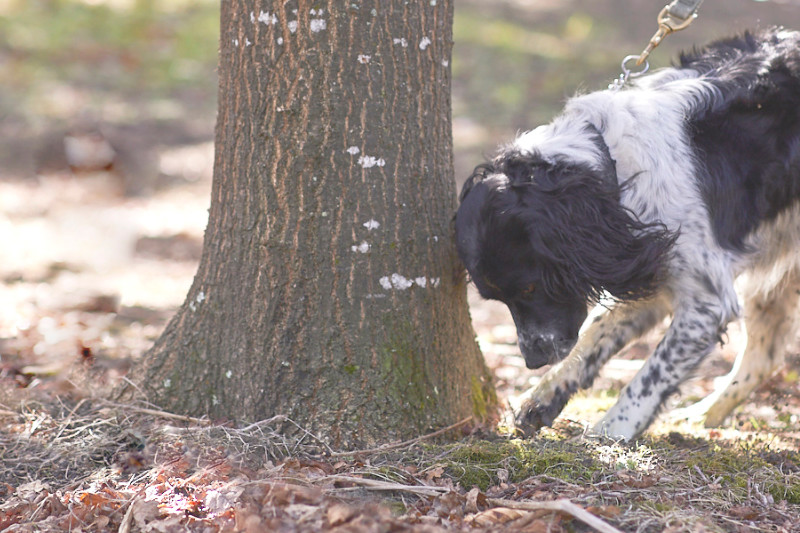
[363,219,380,231]
[392,274,414,290]
[357,54,371,64]
[393,37,408,48]
[351,241,370,253]
[310,19,327,33]
[258,11,278,25]
[419,37,432,50]
[189,290,206,312]
[346,146,360,155]
[164,378,171,388]
[287,21,298,34]
[379,274,440,291]
[358,155,386,168]
[225,370,233,379]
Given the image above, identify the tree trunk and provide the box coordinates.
[129,0,494,449]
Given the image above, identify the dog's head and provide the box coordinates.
[455,125,676,369]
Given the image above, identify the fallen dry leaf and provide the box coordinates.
[728,505,761,520]
[426,466,445,483]
[586,505,623,520]
[433,491,465,520]
[79,491,114,510]
[263,482,324,506]
[131,499,162,529]
[616,471,657,489]
[470,507,528,527]
[327,503,358,527]
[465,487,487,513]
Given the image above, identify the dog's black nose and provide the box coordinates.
[519,335,574,369]
[519,336,555,369]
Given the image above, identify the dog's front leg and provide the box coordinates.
[516,296,670,435]
[593,298,732,440]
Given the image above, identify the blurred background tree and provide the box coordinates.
[3,0,799,186]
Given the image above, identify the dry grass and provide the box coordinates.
[1,394,798,532]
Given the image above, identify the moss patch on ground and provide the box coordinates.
[418,436,601,491]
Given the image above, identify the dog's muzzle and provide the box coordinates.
[517,332,577,369]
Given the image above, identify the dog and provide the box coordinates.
[455,28,800,440]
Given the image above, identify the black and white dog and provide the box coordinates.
[455,28,800,440]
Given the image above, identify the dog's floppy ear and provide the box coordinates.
[583,124,677,301]
[523,159,678,303]
[579,198,677,302]
[455,164,497,275]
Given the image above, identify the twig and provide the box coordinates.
[237,415,289,432]
[100,400,211,426]
[53,398,90,440]
[118,497,138,533]
[324,416,473,458]
[486,498,624,533]
[320,475,448,496]
[280,417,336,456]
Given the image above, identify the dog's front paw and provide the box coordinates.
[591,398,653,442]
[514,399,558,436]
[590,418,635,441]
[515,383,575,436]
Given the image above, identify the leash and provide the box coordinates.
[609,0,704,90]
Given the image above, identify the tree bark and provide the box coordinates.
[129,0,494,449]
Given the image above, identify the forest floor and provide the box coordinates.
[0,168,799,533]
[2,0,800,531]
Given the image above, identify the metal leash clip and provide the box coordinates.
[608,55,650,91]
[637,2,701,66]
[609,0,702,90]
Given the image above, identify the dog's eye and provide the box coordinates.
[522,283,536,296]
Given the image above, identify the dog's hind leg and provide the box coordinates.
[515,295,670,435]
[701,274,800,426]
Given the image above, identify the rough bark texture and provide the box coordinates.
[131,0,494,448]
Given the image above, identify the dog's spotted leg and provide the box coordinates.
[515,296,670,435]
[593,297,732,440]
[701,275,800,426]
